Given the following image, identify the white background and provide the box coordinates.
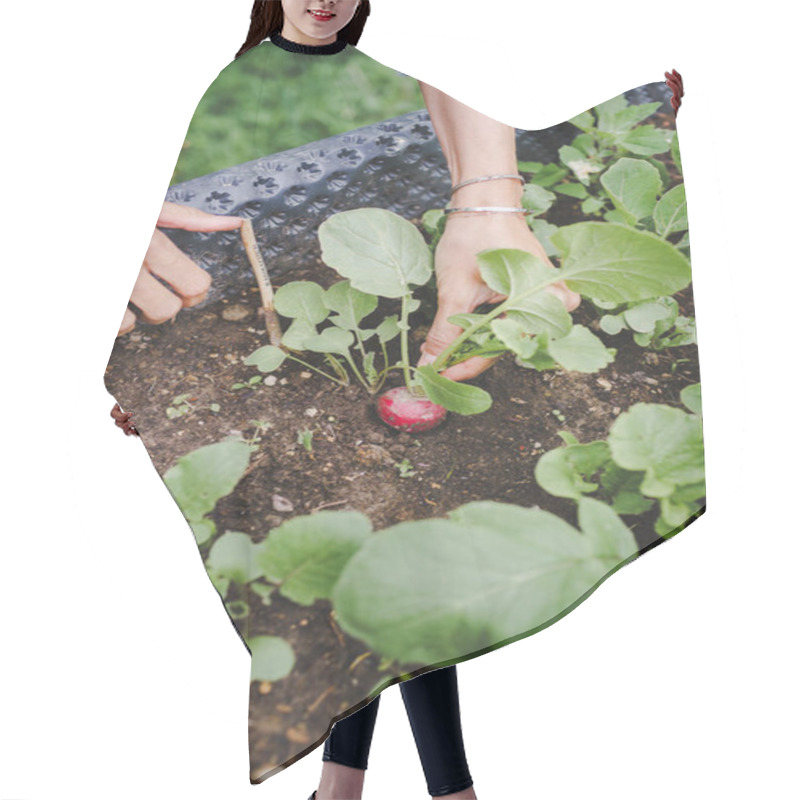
[1,1,797,798]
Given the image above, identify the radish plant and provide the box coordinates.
[243,206,692,428]
[534,383,704,537]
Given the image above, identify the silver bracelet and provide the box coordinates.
[443,205,534,216]
[450,173,525,195]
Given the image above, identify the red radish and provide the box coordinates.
[376,386,447,433]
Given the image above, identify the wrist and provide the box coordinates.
[450,180,524,207]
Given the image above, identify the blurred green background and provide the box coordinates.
[172,46,425,185]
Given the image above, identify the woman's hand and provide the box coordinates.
[417,213,580,382]
[117,201,245,336]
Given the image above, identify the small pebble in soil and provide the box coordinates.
[221,304,251,322]
[305,407,319,417]
[272,494,294,513]
[367,431,385,444]
[264,375,277,386]
[279,378,288,385]
[612,406,621,415]
[300,371,312,379]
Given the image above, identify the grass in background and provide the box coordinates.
[172,48,425,185]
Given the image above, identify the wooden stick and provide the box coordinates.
[240,218,283,346]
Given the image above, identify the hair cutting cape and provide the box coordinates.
[103,34,704,784]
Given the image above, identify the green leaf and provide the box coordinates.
[534,441,612,499]
[528,218,561,257]
[324,280,379,330]
[600,314,625,335]
[549,325,616,373]
[163,440,252,522]
[490,317,537,359]
[257,511,372,606]
[567,110,595,131]
[332,500,636,665]
[552,222,693,303]
[248,636,295,682]
[572,134,597,156]
[581,196,606,215]
[274,280,329,324]
[528,163,570,187]
[476,249,572,337]
[680,383,703,416]
[608,404,705,497]
[421,208,445,236]
[521,183,557,216]
[598,462,652,514]
[598,100,661,135]
[318,208,433,297]
[207,531,262,585]
[594,94,631,132]
[415,364,493,415]
[363,350,378,384]
[622,301,673,333]
[559,144,586,166]
[376,314,400,343]
[516,332,557,370]
[577,497,639,563]
[670,129,683,174]
[518,160,544,173]
[243,345,288,372]
[190,518,216,546]
[282,318,318,350]
[617,125,671,156]
[653,183,689,237]
[600,157,662,225]
[302,326,354,355]
[554,182,589,199]
[447,312,490,330]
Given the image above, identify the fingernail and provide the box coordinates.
[417,350,436,366]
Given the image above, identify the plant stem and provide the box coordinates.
[354,328,369,361]
[341,349,371,392]
[377,340,390,391]
[324,354,350,383]
[400,293,413,391]
[285,354,344,385]
[431,272,564,369]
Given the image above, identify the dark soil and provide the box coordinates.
[103,118,700,780]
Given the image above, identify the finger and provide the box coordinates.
[546,280,581,312]
[117,307,137,337]
[128,264,183,324]
[157,201,245,231]
[416,297,471,367]
[144,229,212,306]
[438,353,501,382]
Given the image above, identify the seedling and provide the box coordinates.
[394,458,417,478]
[166,393,196,419]
[231,375,263,391]
[297,428,314,453]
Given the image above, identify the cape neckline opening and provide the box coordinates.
[269,31,349,55]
